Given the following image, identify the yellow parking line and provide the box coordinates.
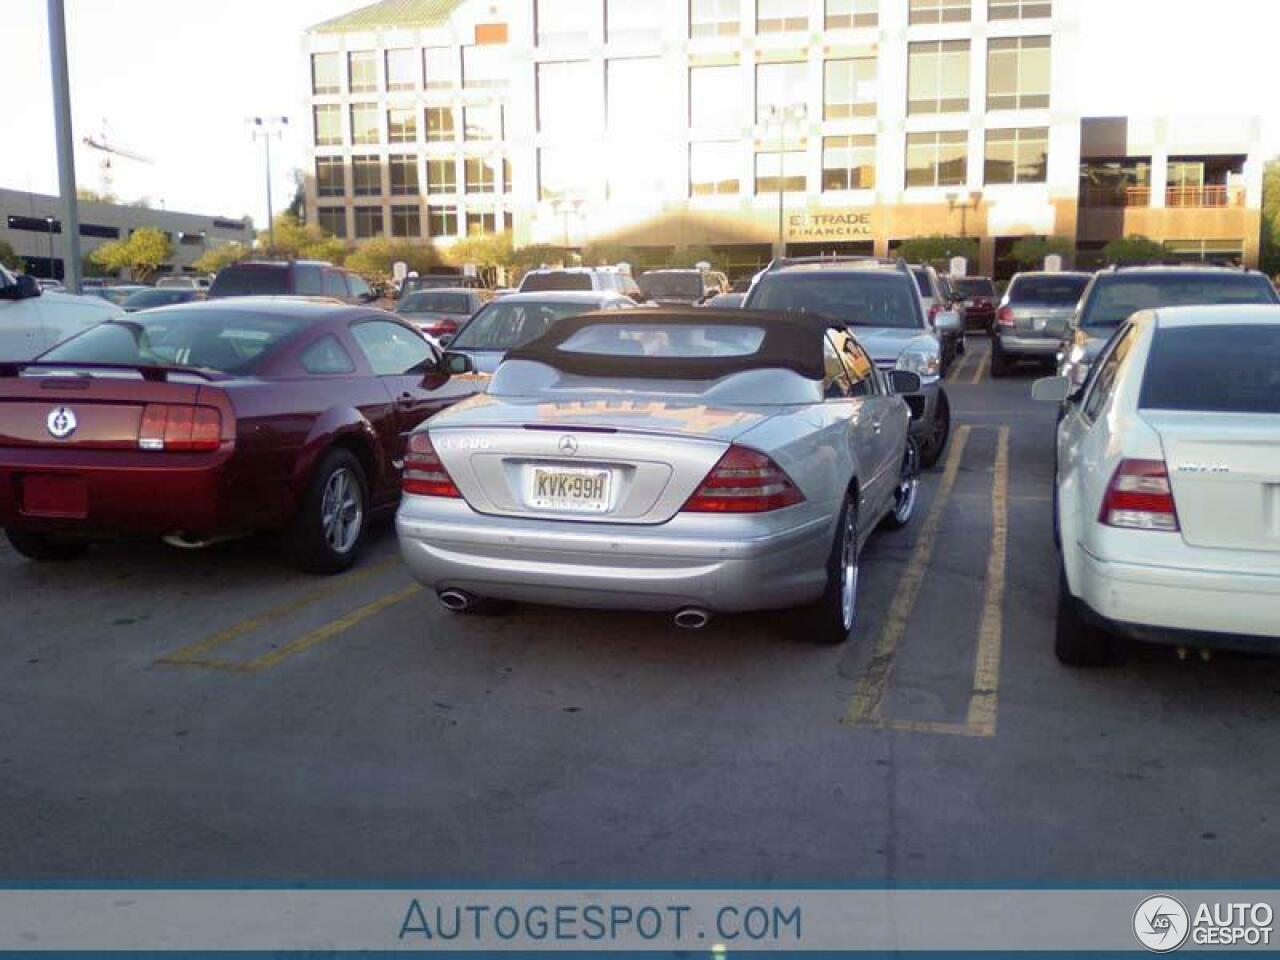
[844,425,971,726]
[969,350,991,385]
[155,557,402,667]
[873,718,993,739]
[946,352,972,384]
[965,426,1010,736]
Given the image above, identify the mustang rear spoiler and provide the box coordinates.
[0,361,225,382]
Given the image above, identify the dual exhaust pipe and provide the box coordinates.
[437,590,712,631]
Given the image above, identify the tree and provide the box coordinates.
[509,243,571,276]
[669,244,720,269]
[1008,236,1074,269]
[345,238,440,279]
[286,170,306,223]
[81,254,114,279]
[1102,235,1169,266]
[1261,157,1280,277]
[445,231,515,270]
[76,187,117,205]
[0,240,21,272]
[193,242,251,275]
[89,227,173,282]
[896,235,979,265]
[257,213,346,263]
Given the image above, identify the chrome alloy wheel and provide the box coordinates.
[893,440,921,525]
[321,467,363,555]
[840,508,860,633]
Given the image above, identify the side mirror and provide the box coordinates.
[443,351,475,375]
[934,310,963,334]
[0,274,42,301]
[1031,376,1073,403]
[887,370,922,395]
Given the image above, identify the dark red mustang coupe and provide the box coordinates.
[0,298,481,572]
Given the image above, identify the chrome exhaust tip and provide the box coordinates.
[673,608,711,630]
[437,589,475,612]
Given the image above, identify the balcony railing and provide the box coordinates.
[1081,185,1244,209]
[1080,185,1151,208]
[1166,185,1238,208]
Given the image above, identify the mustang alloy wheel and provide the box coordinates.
[884,439,921,530]
[321,467,364,556]
[286,449,368,574]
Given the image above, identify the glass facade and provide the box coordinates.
[824,58,877,120]
[906,130,968,187]
[350,103,379,144]
[348,51,377,93]
[385,48,417,91]
[390,204,421,237]
[313,105,341,146]
[757,0,808,33]
[987,37,1051,111]
[352,156,381,196]
[908,41,970,115]
[756,62,808,124]
[462,45,506,89]
[608,58,661,130]
[985,128,1048,184]
[389,154,419,195]
[316,157,344,197]
[690,0,740,37]
[316,207,347,238]
[826,0,878,29]
[755,151,806,194]
[424,47,455,89]
[539,61,600,133]
[354,205,384,239]
[988,0,1051,19]
[464,104,504,141]
[387,106,417,143]
[690,65,742,131]
[427,107,456,143]
[537,0,591,46]
[823,135,876,191]
[908,0,970,24]
[690,142,741,196]
[428,204,459,237]
[427,158,458,194]
[608,0,661,43]
[311,53,341,94]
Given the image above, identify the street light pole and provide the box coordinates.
[46,0,82,292]
[249,116,289,254]
[769,103,807,261]
[45,217,55,275]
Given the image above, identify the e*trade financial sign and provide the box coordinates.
[788,212,873,241]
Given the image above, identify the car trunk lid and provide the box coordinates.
[1006,303,1075,339]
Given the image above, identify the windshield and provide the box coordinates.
[953,278,996,298]
[639,273,702,299]
[1009,275,1090,305]
[1141,323,1280,414]
[451,300,598,351]
[397,291,473,315]
[749,273,924,330]
[208,264,289,298]
[521,272,593,292]
[39,308,306,374]
[1081,273,1278,329]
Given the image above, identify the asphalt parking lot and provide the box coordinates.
[3,334,1278,884]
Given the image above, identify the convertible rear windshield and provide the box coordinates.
[39,309,307,375]
[748,272,924,330]
[1081,273,1278,329]
[1140,324,1280,414]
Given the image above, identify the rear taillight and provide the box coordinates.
[1098,459,1180,532]
[996,307,1015,328]
[682,446,804,514]
[419,318,460,337]
[928,303,942,322]
[138,404,222,452]
[404,433,461,498]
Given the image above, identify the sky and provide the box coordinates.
[2,0,1277,227]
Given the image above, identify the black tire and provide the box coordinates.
[284,449,368,575]
[882,438,921,531]
[1054,563,1112,667]
[917,389,951,469]
[990,340,1013,378]
[797,495,859,646]
[5,529,88,563]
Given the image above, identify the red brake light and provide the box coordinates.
[138,404,222,452]
[1098,459,1180,532]
[928,303,942,321]
[682,446,805,514]
[404,433,462,498]
[419,318,460,337]
[996,306,1015,327]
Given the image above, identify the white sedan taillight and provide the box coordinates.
[1098,459,1180,532]
[682,446,805,514]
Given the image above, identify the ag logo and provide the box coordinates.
[1134,895,1190,952]
[46,406,78,440]
[558,435,579,456]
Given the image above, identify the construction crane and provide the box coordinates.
[82,126,153,200]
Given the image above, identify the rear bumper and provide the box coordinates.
[996,333,1060,356]
[1076,546,1280,647]
[395,496,835,613]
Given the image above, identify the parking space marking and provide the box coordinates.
[965,426,1009,737]
[969,350,991,385]
[844,425,971,727]
[946,353,973,384]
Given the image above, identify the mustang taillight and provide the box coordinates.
[404,433,461,498]
[138,404,222,452]
[996,306,1016,327]
[1098,459,1180,532]
[682,446,805,514]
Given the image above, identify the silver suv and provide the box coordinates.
[991,271,1091,377]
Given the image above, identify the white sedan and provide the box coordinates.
[0,265,122,361]
[1035,304,1280,665]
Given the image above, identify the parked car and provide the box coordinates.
[396,309,922,643]
[0,299,482,572]
[743,257,956,468]
[703,292,745,309]
[637,268,729,306]
[84,284,150,308]
[400,273,488,296]
[396,288,493,341]
[991,272,1092,377]
[447,291,637,374]
[949,276,998,331]
[519,267,643,302]
[0,265,122,361]
[1058,266,1279,387]
[910,264,965,372]
[1033,305,1280,666]
[208,260,378,305]
[155,276,212,291]
[121,287,205,312]
[36,279,65,293]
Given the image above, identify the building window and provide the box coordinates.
[539,61,601,133]
[312,53,341,94]
[984,127,1048,184]
[757,0,807,32]
[690,142,741,196]
[690,65,742,131]
[908,41,970,115]
[427,158,458,194]
[538,147,578,202]
[316,157,345,197]
[1079,158,1152,207]
[386,48,417,91]
[427,107,456,143]
[354,205,384,239]
[348,51,377,93]
[608,0,660,42]
[823,135,876,190]
[608,58,661,132]
[1163,238,1244,264]
[428,204,459,237]
[824,58,876,119]
[465,157,505,194]
[463,45,507,89]
[466,210,501,235]
[352,156,382,196]
[314,105,342,146]
[908,0,969,23]
[389,154,420,195]
[350,103,379,145]
[987,36,1050,110]
[387,106,417,143]
[755,151,806,193]
[537,0,592,46]
[390,204,421,237]
[988,0,1051,19]
[690,0,740,37]
[424,47,455,89]
[756,61,808,123]
[464,104,504,141]
[906,130,968,187]
[826,0,877,28]
[606,142,665,201]
[316,207,347,238]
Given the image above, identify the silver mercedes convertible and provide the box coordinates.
[395,309,922,644]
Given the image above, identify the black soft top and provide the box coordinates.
[503,308,839,380]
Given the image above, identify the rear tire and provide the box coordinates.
[284,449,368,575]
[797,495,859,646]
[917,389,951,469]
[882,438,920,530]
[990,340,1013,378]
[5,530,88,563]
[1054,563,1112,667]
